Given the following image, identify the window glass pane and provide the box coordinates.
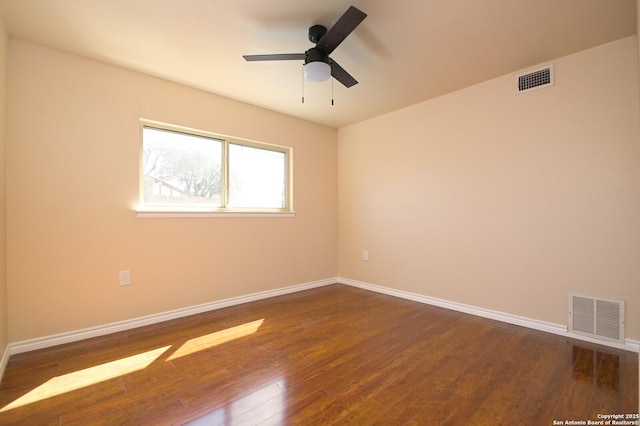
[143,127,222,207]
[229,143,286,208]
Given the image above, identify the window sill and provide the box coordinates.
[136,210,296,219]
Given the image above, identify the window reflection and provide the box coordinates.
[185,379,287,425]
[571,345,619,390]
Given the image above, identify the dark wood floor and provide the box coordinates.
[0,284,637,425]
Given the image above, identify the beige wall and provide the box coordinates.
[338,36,640,340]
[0,17,8,356]
[6,40,338,342]
[4,33,639,347]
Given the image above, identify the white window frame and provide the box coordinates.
[137,119,294,218]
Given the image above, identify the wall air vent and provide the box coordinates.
[516,65,554,94]
[568,293,625,343]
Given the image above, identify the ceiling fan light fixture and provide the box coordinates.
[304,61,331,82]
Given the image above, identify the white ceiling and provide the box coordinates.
[0,0,636,128]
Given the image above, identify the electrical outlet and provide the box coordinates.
[119,270,131,286]
[362,250,369,261]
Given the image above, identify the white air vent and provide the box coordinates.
[569,293,625,343]
[516,65,554,94]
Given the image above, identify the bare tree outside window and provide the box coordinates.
[140,123,291,212]
[143,127,222,207]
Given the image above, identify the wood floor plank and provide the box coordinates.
[328,397,387,425]
[0,284,637,425]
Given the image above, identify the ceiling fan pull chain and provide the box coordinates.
[301,65,305,104]
[331,78,334,106]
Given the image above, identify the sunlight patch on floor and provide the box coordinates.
[0,346,171,412]
[167,319,264,361]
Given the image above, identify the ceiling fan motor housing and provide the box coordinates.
[305,47,330,65]
[308,25,327,44]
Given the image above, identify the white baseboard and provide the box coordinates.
[6,276,639,357]
[0,344,9,383]
[8,278,337,355]
[338,277,640,353]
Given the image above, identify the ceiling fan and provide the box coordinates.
[243,5,367,88]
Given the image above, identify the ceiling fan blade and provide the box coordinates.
[316,6,367,54]
[243,53,306,61]
[330,60,358,88]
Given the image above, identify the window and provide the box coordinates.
[139,121,291,215]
